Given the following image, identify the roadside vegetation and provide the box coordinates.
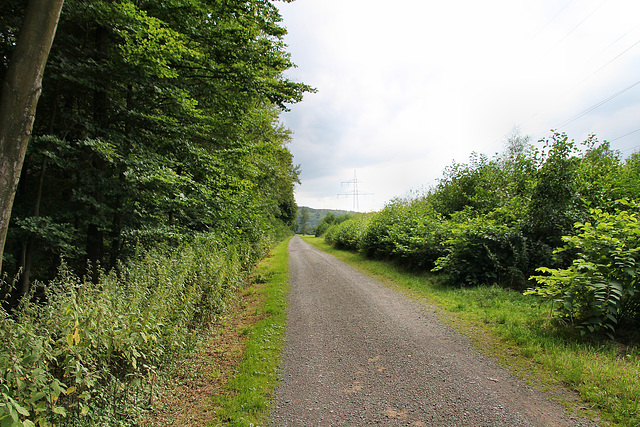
[0,2,308,426]
[317,132,640,426]
[211,238,289,426]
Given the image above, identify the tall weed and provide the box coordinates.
[0,235,266,426]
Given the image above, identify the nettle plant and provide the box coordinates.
[528,200,640,338]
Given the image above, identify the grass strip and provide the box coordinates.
[210,237,290,427]
[302,236,640,427]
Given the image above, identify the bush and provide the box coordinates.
[433,209,528,289]
[527,201,640,338]
[360,202,404,259]
[325,216,369,251]
[375,200,446,270]
[315,213,352,237]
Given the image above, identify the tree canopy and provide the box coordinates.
[1,0,313,291]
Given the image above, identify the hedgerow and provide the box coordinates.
[359,199,446,270]
[322,132,640,338]
[434,209,528,288]
[325,216,369,251]
[0,234,268,426]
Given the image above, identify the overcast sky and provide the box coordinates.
[276,0,640,212]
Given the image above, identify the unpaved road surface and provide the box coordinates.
[268,236,598,426]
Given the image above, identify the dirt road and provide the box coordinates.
[268,236,598,426]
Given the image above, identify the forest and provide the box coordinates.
[321,132,640,341]
[0,1,310,425]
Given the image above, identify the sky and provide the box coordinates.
[275,0,640,212]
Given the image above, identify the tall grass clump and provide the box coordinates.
[0,234,267,427]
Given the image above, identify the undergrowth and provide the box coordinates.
[210,237,289,426]
[0,235,269,427]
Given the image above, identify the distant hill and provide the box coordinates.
[296,207,355,234]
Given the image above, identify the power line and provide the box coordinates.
[572,39,640,90]
[516,3,639,149]
[555,78,640,129]
[588,25,639,62]
[621,143,640,153]
[542,0,608,58]
[531,0,574,41]
[612,128,640,144]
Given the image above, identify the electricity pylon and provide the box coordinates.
[338,170,372,211]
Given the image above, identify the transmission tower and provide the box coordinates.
[338,170,373,211]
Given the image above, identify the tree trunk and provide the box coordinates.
[19,156,47,296]
[85,24,110,280]
[0,0,65,275]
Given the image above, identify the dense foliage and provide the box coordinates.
[1,1,310,425]
[314,212,353,237]
[324,132,640,338]
[528,202,640,338]
[1,0,311,291]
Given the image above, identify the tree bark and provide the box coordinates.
[0,0,65,275]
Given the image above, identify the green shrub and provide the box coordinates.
[315,213,352,237]
[526,132,581,249]
[325,216,369,251]
[381,201,446,270]
[360,202,403,259]
[433,209,528,289]
[528,201,640,338]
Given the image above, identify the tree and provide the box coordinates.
[298,207,310,235]
[526,132,580,254]
[0,0,65,275]
[1,0,312,287]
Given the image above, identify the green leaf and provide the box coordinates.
[0,414,15,427]
[52,406,67,417]
[28,392,46,404]
[6,397,29,417]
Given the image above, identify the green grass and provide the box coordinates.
[209,238,290,427]
[302,236,640,427]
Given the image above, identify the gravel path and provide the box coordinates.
[268,236,599,426]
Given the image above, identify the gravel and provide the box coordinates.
[268,236,599,426]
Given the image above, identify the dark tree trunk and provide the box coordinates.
[19,156,47,296]
[85,24,110,280]
[0,0,65,274]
